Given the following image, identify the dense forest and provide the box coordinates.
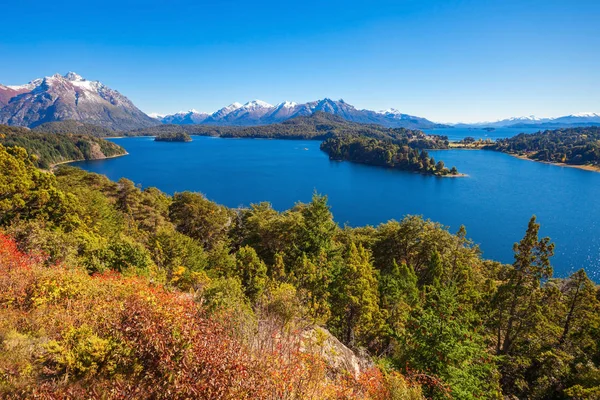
[32,120,120,137]
[0,125,126,168]
[490,127,600,167]
[128,112,450,148]
[1,142,599,399]
[154,131,192,142]
[321,136,460,176]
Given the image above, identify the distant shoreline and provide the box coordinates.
[508,153,600,173]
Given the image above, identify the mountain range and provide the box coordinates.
[1,72,599,131]
[155,99,444,129]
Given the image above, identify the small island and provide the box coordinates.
[320,136,461,176]
[155,131,192,142]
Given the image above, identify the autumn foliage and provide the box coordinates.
[0,233,412,399]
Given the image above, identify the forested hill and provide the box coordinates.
[0,125,126,168]
[1,141,599,398]
[128,112,450,148]
[490,126,600,168]
[321,136,460,176]
[32,120,120,137]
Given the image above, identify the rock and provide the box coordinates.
[301,326,374,378]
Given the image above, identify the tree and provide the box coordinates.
[331,243,383,348]
[435,160,445,172]
[169,192,231,250]
[235,245,268,302]
[493,216,554,356]
[558,269,599,347]
[296,193,337,257]
[379,260,419,352]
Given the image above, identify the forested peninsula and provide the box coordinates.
[0,125,126,168]
[1,140,599,399]
[489,126,600,171]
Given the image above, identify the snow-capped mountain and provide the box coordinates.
[158,98,442,129]
[161,109,210,125]
[0,72,159,130]
[551,113,600,125]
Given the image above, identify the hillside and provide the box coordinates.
[0,125,126,168]
[0,142,599,399]
[32,120,119,137]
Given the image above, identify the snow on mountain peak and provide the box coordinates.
[65,72,84,81]
[570,112,599,118]
[242,99,274,109]
[377,108,401,115]
[276,101,297,109]
[7,78,43,91]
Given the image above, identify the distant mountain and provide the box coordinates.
[157,98,444,129]
[161,109,210,125]
[455,113,600,129]
[0,72,159,131]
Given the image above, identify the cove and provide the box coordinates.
[70,136,600,279]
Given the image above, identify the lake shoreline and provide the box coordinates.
[508,153,600,173]
[51,152,129,169]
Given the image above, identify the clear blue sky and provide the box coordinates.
[1,0,599,122]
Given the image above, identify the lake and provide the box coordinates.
[71,136,600,279]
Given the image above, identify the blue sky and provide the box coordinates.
[1,0,599,122]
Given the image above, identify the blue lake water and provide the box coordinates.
[70,136,600,279]
[423,127,542,141]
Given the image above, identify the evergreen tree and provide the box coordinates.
[331,243,383,348]
[235,245,268,302]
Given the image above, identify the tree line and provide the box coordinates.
[490,126,600,167]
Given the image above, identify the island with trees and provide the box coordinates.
[321,135,460,176]
[154,131,193,142]
[489,126,600,171]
